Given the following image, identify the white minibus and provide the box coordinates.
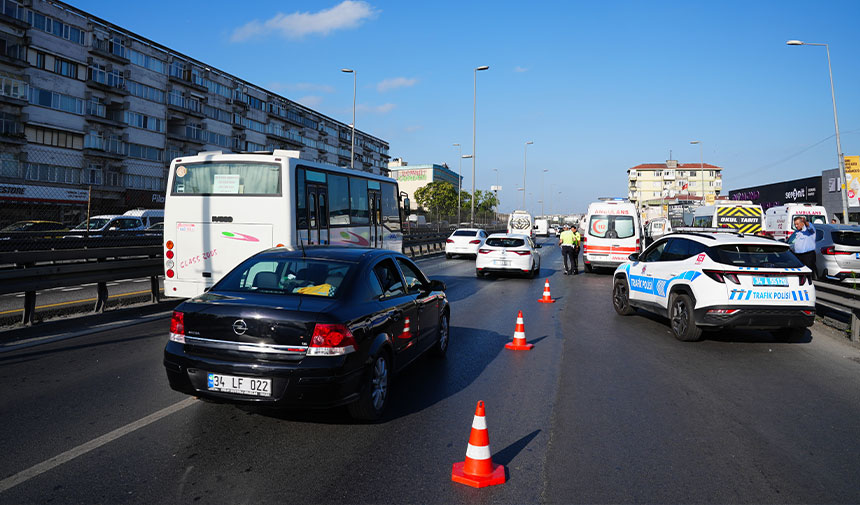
[163,150,403,298]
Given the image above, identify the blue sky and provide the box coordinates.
[75,0,860,213]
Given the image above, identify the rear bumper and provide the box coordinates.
[695,305,815,329]
[163,342,363,408]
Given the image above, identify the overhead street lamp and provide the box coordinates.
[470,65,489,227]
[341,68,356,169]
[523,141,533,208]
[690,140,704,203]
[787,39,849,223]
[453,143,462,225]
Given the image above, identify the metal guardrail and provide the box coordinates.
[813,280,860,343]
[0,243,162,325]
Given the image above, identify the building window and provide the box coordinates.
[29,87,85,114]
[127,80,164,103]
[0,111,22,137]
[24,125,83,149]
[86,165,103,185]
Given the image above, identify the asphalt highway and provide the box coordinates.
[0,240,858,504]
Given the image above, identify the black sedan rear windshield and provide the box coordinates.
[486,237,525,247]
[706,244,802,268]
[216,258,353,297]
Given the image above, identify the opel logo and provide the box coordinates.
[232,319,248,336]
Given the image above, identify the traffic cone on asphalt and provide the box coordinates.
[505,311,534,351]
[398,317,411,339]
[537,278,556,303]
[451,401,506,488]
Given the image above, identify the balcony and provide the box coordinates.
[0,41,27,68]
[0,8,29,29]
[86,78,129,96]
[0,116,25,145]
[89,39,130,65]
[628,172,637,180]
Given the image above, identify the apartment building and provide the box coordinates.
[0,0,389,225]
[627,160,723,206]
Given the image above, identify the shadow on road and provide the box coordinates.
[493,428,541,465]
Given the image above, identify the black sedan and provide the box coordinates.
[164,247,450,420]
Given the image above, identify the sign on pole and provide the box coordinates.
[845,156,860,208]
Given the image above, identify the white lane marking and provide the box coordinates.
[106,283,119,287]
[131,279,149,283]
[15,294,25,298]
[61,287,83,292]
[0,397,196,494]
[81,283,97,287]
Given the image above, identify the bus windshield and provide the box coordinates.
[171,162,281,195]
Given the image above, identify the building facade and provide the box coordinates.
[627,160,723,206]
[387,158,462,211]
[0,0,389,226]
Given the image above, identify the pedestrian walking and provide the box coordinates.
[558,224,579,275]
[789,216,817,273]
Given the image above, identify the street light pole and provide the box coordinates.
[453,143,462,225]
[471,65,489,227]
[690,140,704,204]
[523,141,533,208]
[541,169,548,217]
[787,40,849,223]
[341,68,356,169]
[461,154,472,224]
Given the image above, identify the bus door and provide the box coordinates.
[368,186,382,248]
[306,184,330,245]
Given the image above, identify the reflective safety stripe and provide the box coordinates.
[513,331,526,338]
[472,415,487,430]
[465,443,492,460]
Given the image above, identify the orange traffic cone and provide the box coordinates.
[451,401,506,488]
[505,311,534,350]
[537,278,556,303]
[398,317,411,339]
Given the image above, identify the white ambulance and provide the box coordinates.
[583,198,641,273]
[764,203,828,241]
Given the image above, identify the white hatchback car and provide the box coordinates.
[612,232,815,342]
[445,228,488,259]
[476,233,542,278]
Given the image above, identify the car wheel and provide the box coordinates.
[772,327,806,342]
[612,278,635,315]
[347,350,391,421]
[431,311,450,358]
[584,262,593,273]
[669,293,702,342]
[445,253,452,259]
[476,269,484,278]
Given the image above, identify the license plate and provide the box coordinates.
[753,276,788,287]
[207,372,271,397]
[493,260,511,266]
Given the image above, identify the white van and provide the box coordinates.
[123,208,164,228]
[582,199,640,272]
[508,210,535,239]
[691,202,764,234]
[764,203,828,241]
[534,219,549,237]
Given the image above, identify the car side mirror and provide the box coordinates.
[535,244,542,249]
[428,279,446,292]
[628,253,640,262]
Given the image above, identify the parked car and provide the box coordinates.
[475,233,542,278]
[445,228,487,259]
[612,231,815,342]
[0,220,68,240]
[123,208,164,229]
[66,215,145,237]
[164,247,450,421]
[145,222,164,235]
[812,223,860,283]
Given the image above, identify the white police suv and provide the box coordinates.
[612,231,815,341]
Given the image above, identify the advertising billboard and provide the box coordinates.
[728,176,821,210]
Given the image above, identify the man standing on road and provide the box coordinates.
[789,216,817,273]
[559,224,579,275]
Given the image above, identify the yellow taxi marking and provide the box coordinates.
[0,289,165,315]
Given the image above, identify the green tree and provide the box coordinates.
[414,181,458,218]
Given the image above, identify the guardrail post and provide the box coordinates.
[852,310,860,343]
[22,291,36,326]
[94,282,108,313]
[150,276,160,303]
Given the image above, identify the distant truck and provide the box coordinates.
[508,210,535,239]
[534,219,549,237]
